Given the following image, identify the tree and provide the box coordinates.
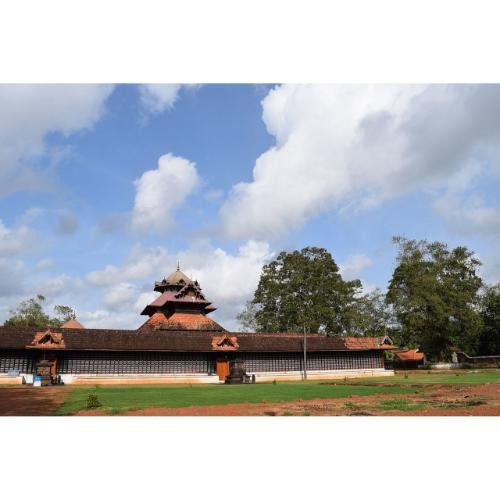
[237,247,361,335]
[236,300,260,332]
[4,295,77,328]
[53,304,76,323]
[477,283,500,355]
[386,236,483,361]
[345,289,394,337]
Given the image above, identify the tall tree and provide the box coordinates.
[4,295,77,328]
[477,283,500,355]
[386,237,483,361]
[238,247,361,335]
[345,289,394,337]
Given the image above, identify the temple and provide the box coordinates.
[0,266,396,384]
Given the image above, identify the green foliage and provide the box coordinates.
[4,295,51,328]
[86,392,102,410]
[53,304,76,323]
[477,283,500,355]
[3,295,77,328]
[386,237,483,361]
[236,300,260,332]
[238,246,361,335]
[345,288,394,337]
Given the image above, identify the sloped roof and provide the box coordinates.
[394,349,425,361]
[139,312,225,332]
[164,269,193,285]
[61,319,85,329]
[0,326,397,353]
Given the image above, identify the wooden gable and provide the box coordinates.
[27,329,66,349]
[211,334,239,351]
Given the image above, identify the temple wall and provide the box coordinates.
[0,348,389,384]
[57,351,213,375]
[0,349,36,374]
[238,350,384,373]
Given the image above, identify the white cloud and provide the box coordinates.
[339,254,373,281]
[180,240,273,304]
[86,245,172,287]
[0,219,37,256]
[103,282,138,311]
[434,194,500,236]
[139,84,181,115]
[0,84,114,196]
[36,274,77,298]
[132,153,200,234]
[77,309,140,330]
[0,258,25,297]
[221,84,500,238]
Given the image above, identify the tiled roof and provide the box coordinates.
[61,319,85,329]
[394,349,425,361]
[344,336,396,350]
[0,326,396,353]
[139,312,225,332]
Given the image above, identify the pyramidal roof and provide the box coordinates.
[61,318,85,329]
[164,268,193,285]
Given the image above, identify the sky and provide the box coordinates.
[1,83,500,331]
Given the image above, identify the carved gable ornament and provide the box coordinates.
[211,334,239,351]
[27,329,66,349]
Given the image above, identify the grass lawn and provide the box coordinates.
[54,381,417,415]
[344,369,500,386]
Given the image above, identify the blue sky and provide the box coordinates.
[1,84,500,330]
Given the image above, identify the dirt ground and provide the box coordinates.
[1,382,498,416]
[80,383,500,416]
[0,386,71,416]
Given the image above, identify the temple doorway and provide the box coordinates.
[216,359,230,381]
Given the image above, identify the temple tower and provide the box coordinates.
[140,266,225,332]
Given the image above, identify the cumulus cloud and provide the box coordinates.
[0,84,114,196]
[35,274,79,298]
[0,219,37,256]
[77,309,140,330]
[221,84,500,239]
[132,153,200,234]
[139,84,182,115]
[103,282,138,311]
[339,254,373,281]
[0,258,25,297]
[434,194,500,236]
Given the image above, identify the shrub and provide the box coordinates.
[86,392,101,410]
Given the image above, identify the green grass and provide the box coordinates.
[54,381,417,415]
[343,369,500,386]
[377,398,427,412]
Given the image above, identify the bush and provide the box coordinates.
[86,392,101,410]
